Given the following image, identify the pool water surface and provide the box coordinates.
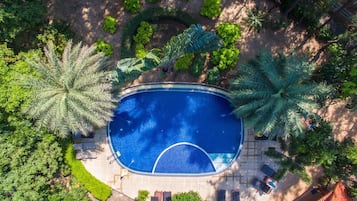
[108,84,244,175]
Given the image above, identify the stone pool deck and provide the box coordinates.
[80,128,284,201]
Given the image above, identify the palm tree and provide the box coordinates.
[26,40,117,136]
[229,51,330,138]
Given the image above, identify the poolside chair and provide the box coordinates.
[231,189,240,201]
[82,142,96,150]
[251,178,272,194]
[151,196,159,201]
[154,191,163,201]
[163,191,171,201]
[217,189,226,201]
[261,164,276,178]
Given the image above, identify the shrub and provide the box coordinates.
[174,53,194,71]
[217,22,242,46]
[207,67,221,84]
[121,8,197,58]
[103,16,117,34]
[135,43,147,58]
[244,6,265,32]
[65,144,112,201]
[133,21,153,45]
[172,191,202,201]
[211,47,239,70]
[36,20,77,54]
[200,0,222,19]
[95,38,113,56]
[137,190,150,201]
[189,53,206,77]
[124,0,141,13]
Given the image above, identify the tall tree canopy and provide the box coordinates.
[229,51,330,138]
[26,41,117,136]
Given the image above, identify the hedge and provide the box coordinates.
[120,7,197,58]
[65,144,112,201]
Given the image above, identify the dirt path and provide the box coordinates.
[46,1,356,200]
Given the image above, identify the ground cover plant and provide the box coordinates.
[103,16,118,34]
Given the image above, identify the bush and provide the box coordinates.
[217,22,242,46]
[200,0,222,19]
[207,67,221,84]
[172,191,202,201]
[133,21,153,45]
[135,43,147,58]
[174,53,194,71]
[244,6,265,32]
[65,144,112,201]
[36,20,77,54]
[124,0,141,13]
[121,7,197,58]
[211,47,239,70]
[103,16,117,34]
[95,38,113,56]
[137,190,150,201]
[189,53,206,77]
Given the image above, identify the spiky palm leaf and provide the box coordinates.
[160,24,223,68]
[26,40,117,136]
[230,51,330,138]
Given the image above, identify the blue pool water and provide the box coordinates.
[108,85,244,175]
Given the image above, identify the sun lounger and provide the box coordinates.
[75,150,97,160]
[151,196,159,201]
[82,142,96,150]
[217,189,226,201]
[231,190,240,201]
[163,191,171,201]
[261,164,276,178]
[154,191,163,201]
[251,178,272,194]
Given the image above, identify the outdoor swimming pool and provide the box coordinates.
[108,83,244,175]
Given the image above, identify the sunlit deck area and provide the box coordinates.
[78,128,289,201]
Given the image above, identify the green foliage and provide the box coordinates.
[0,126,63,200]
[279,0,334,34]
[133,21,153,45]
[103,16,118,34]
[112,50,161,88]
[0,45,40,125]
[0,0,46,48]
[124,0,141,13]
[65,144,111,201]
[137,190,149,201]
[120,7,197,58]
[200,0,222,19]
[172,191,202,201]
[212,47,239,71]
[146,0,160,3]
[47,178,89,201]
[189,53,206,77]
[135,43,147,58]
[229,51,331,138]
[25,41,117,136]
[174,53,194,71]
[96,38,114,56]
[217,22,242,46]
[160,24,222,69]
[36,20,77,54]
[207,67,221,84]
[244,6,265,33]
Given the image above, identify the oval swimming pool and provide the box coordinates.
[108,83,244,175]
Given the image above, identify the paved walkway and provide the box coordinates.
[80,128,282,201]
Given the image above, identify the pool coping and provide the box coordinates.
[107,82,244,177]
